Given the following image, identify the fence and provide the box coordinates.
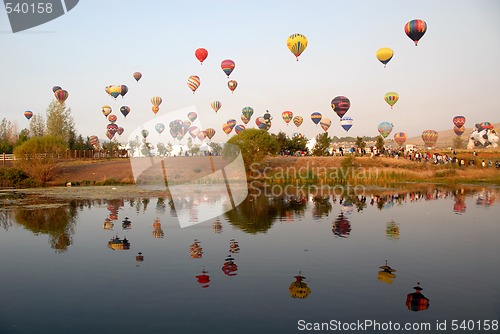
[1,150,129,167]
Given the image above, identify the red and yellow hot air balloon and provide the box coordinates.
[195,48,208,65]
[393,132,407,146]
[421,130,438,147]
[187,75,200,94]
[228,80,237,93]
[24,110,33,120]
[293,116,303,128]
[222,123,232,135]
[55,89,69,104]
[405,19,427,46]
[151,96,162,115]
[453,116,466,128]
[282,111,293,125]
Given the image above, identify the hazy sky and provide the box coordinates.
[1,0,499,144]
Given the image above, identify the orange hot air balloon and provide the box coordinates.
[151,96,162,114]
[393,132,407,146]
[282,111,293,125]
[228,80,237,93]
[195,48,208,64]
[55,89,69,104]
[205,128,215,140]
[222,123,232,135]
[187,75,200,93]
[421,130,438,147]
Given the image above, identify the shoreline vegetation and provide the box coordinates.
[1,151,500,191]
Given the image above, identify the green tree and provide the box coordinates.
[16,128,30,147]
[287,135,308,155]
[14,135,67,183]
[375,136,385,152]
[209,142,223,155]
[46,100,75,144]
[453,136,466,149]
[224,128,278,167]
[29,113,45,137]
[0,118,17,153]
[272,131,289,154]
[312,132,331,156]
[189,144,200,156]
[355,136,366,154]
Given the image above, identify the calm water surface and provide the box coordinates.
[1,186,499,334]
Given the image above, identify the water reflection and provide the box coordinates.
[189,239,203,259]
[332,212,351,238]
[212,219,223,234]
[196,269,210,288]
[152,218,164,238]
[229,239,240,253]
[289,272,312,299]
[222,255,238,276]
[122,217,132,230]
[103,217,114,230]
[377,260,397,284]
[405,282,430,312]
[386,220,400,240]
[107,236,130,250]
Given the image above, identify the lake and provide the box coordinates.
[1,185,499,334]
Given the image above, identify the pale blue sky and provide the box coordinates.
[1,0,499,143]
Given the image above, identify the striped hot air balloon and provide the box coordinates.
[320,118,331,132]
[405,19,427,46]
[311,112,322,125]
[187,75,201,93]
[24,110,33,120]
[211,101,221,113]
[421,130,438,147]
[393,132,407,146]
[282,111,293,125]
[384,92,399,109]
[293,116,303,128]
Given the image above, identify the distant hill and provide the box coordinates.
[403,122,500,148]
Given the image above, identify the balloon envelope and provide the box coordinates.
[377,122,394,138]
[120,106,130,118]
[187,75,200,93]
[205,128,215,140]
[340,116,354,132]
[293,116,303,127]
[228,80,237,93]
[141,129,149,138]
[405,19,427,46]
[242,107,254,121]
[286,33,308,60]
[421,130,438,147]
[187,112,197,122]
[311,112,322,125]
[282,111,293,124]
[102,105,112,117]
[453,126,465,136]
[394,132,407,146]
[52,86,62,93]
[376,48,394,67]
[331,96,350,118]
[24,110,33,120]
[221,59,235,78]
[55,89,69,103]
[235,124,246,135]
[453,116,466,128]
[384,92,399,108]
[241,115,250,124]
[195,48,208,64]
[133,72,142,82]
[151,96,162,107]
[211,101,221,113]
[155,123,165,134]
[320,118,331,132]
[108,114,117,124]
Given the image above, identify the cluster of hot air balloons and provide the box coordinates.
[101,104,125,140]
[105,85,128,99]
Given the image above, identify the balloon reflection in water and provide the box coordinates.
[103,218,114,230]
[229,239,240,253]
[196,269,210,288]
[212,219,223,234]
[189,239,203,259]
[136,252,144,262]
[406,282,430,311]
[152,218,164,238]
[122,217,132,230]
[332,212,351,238]
[108,236,130,250]
[289,272,311,299]
[222,255,238,276]
[386,221,400,240]
[377,260,397,284]
[453,190,466,214]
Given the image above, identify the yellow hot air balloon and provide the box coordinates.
[384,92,399,109]
[376,48,394,67]
[286,34,308,61]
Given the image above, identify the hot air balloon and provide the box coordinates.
[117,127,124,136]
[187,75,200,93]
[120,106,130,118]
[151,96,162,115]
[155,123,165,134]
[405,19,427,46]
[293,116,303,128]
[205,128,215,140]
[235,124,246,135]
[241,115,250,124]
[101,105,111,118]
[376,47,394,67]
[24,110,33,120]
[320,118,331,132]
[227,119,236,130]
[106,131,114,140]
[311,112,322,125]
[242,107,254,121]
[393,132,407,146]
[384,92,399,109]
[222,123,232,135]
[289,272,311,299]
[108,114,117,124]
[228,80,237,93]
[377,122,394,138]
[195,48,208,64]
[221,59,235,78]
[453,116,466,128]
[189,126,200,139]
[286,34,308,61]
[55,89,69,104]
[197,131,206,141]
[120,85,128,98]
[454,126,465,136]
[141,129,149,139]
[187,112,197,122]
[52,86,62,93]
[211,101,221,113]
[340,116,354,132]
[133,72,142,82]
[88,135,99,148]
[478,121,493,130]
[108,85,121,99]
[107,124,118,135]
[282,111,293,125]
[331,96,350,118]
[421,130,438,147]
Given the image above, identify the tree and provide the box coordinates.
[189,144,200,156]
[375,136,385,152]
[453,136,466,149]
[14,135,67,183]
[224,128,278,167]
[272,131,288,154]
[45,100,75,144]
[209,142,223,155]
[355,136,366,154]
[29,113,45,137]
[16,128,30,146]
[0,118,17,153]
[312,132,331,156]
